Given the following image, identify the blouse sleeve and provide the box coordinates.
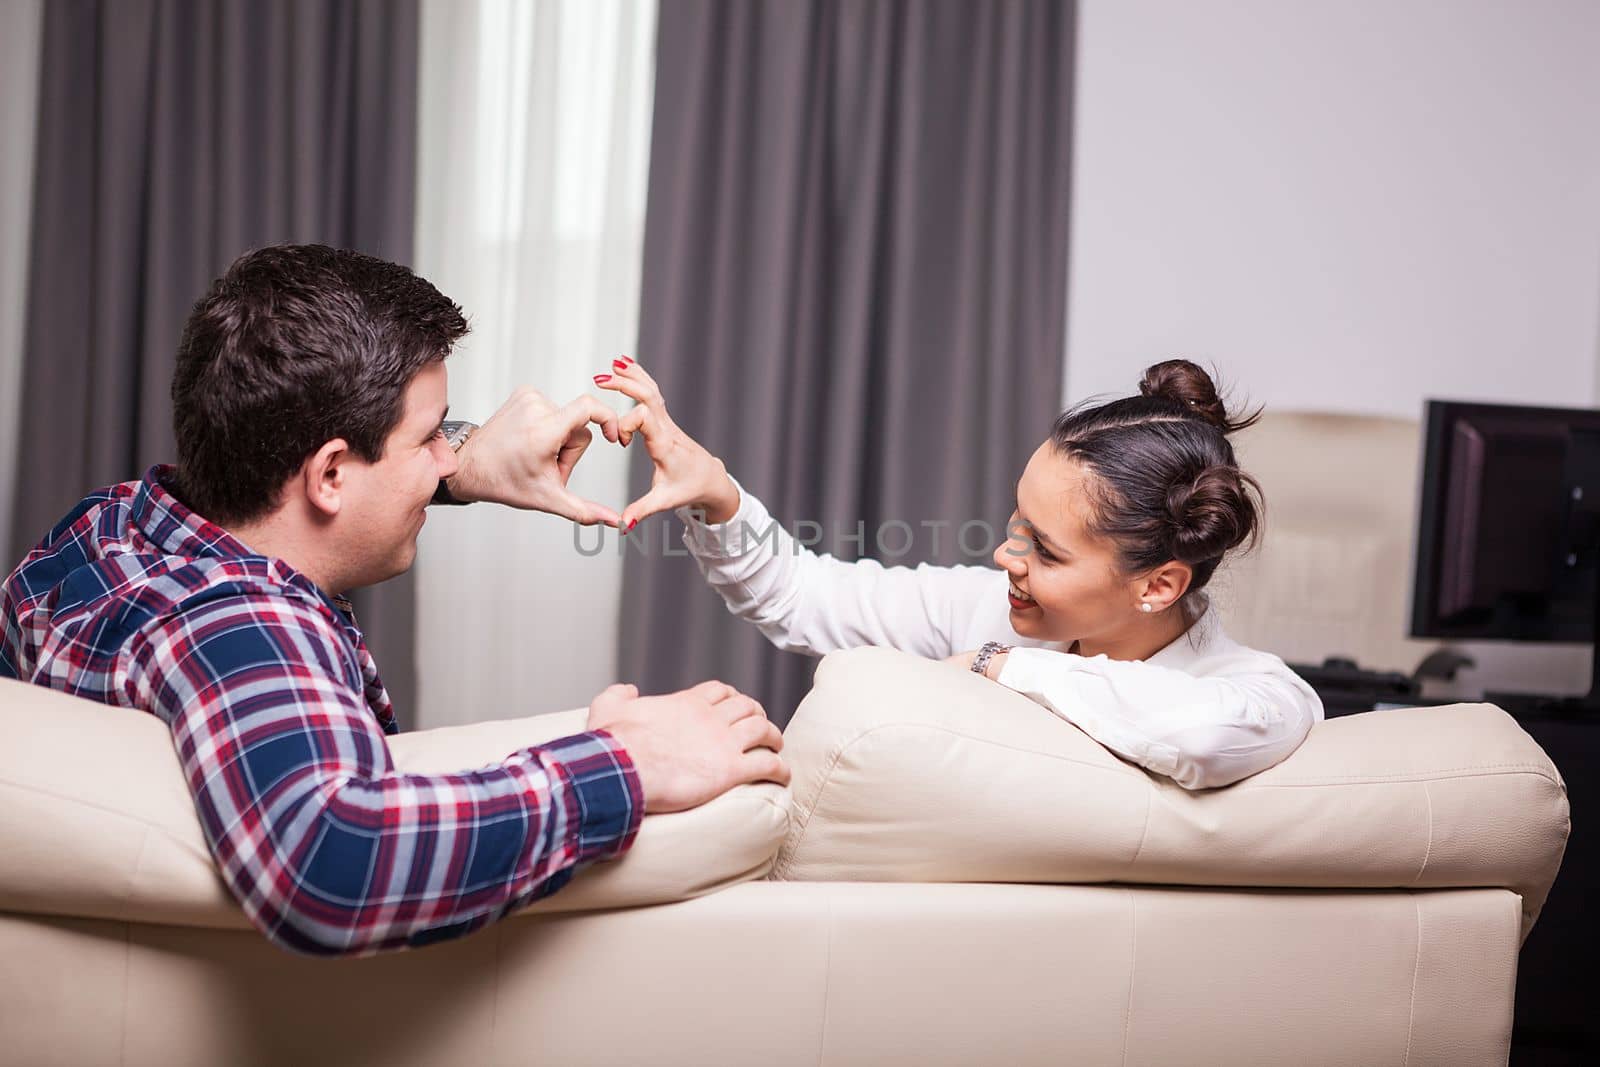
[995,644,1323,790]
[677,477,997,660]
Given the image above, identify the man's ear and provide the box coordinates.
[1138,560,1193,613]
[300,439,351,519]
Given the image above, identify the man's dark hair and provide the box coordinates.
[171,245,469,524]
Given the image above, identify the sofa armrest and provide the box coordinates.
[0,679,789,931]
[775,648,1570,943]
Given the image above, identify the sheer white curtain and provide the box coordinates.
[413,0,657,725]
[0,0,43,558]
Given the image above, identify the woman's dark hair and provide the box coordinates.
[171,244,469,525]
[1049,359,1263,608]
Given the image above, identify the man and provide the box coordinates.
[0,245,788,957]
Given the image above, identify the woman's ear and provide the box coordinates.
[1137,561,1192,613]
[300,439,350,519]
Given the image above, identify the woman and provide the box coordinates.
[594,357,1322,791]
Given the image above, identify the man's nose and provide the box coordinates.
[438,439,461,479]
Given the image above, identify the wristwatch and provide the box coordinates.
[431,420,480,506]
[971,641,1012,679]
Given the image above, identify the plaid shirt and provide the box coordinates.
[0,465,643,957]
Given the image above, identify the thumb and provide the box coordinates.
[620,485,683,531]
[554,486,623,528]
[588,681,638,723]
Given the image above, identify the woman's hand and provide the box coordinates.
[594,357,741,529]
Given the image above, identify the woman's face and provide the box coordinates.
[991,444,1150,647]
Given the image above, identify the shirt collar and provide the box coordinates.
[132,465,260,561]
[1146,605,1221,668]
[132,465,351,618]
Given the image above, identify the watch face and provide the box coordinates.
[440,420,477,452]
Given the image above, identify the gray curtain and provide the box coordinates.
[10,0,423,724]
[620,0,1077,725]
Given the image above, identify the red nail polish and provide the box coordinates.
[612,359,628,371]
[621,356,634,366]
[594,373,611,383]
[627,518,638,531]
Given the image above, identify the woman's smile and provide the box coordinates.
[1007,580,1037,611]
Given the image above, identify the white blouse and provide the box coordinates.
[677,480,1324,791]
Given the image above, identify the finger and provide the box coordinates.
[719,694,767,725]
[551,487,622,527]
[560,394,621,445]
[592,681,637,706]
[620,484,687,530]
[602,359,672,421]
[615,357,665,400]
[510,385,555,414]
[689,680,739,705]
[618,405,652,436]
[615,402,660,450]
[557,424,594,480]
[740,748,791,788]
[733,715,783,753]
[587,682,637,721]
[594,371,653,407]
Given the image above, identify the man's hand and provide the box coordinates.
[586,680,789,813]
[446,387,624,525]
[593,358,741,529]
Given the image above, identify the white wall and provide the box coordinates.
[1065,0,1600,695]
[1066,0,1600,417]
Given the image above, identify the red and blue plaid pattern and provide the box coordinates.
[1,466,642,956]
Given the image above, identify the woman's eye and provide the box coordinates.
[1032,536,1056,563]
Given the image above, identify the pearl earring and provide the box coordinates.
[1139,602,1154,613]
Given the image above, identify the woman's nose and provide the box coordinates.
[992,538,1025,574]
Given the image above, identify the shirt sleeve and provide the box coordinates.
[129,590,643,957]
[677,477,997,660]
[995,645,1322,790]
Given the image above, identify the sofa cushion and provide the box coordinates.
[774,648,1569,942]
[0,678,789,929]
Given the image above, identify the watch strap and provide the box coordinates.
[971,641,1012,678]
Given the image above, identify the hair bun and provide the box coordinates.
[1165,465,1261,563]
[1139,359,1260,434]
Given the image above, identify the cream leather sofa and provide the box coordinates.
[0,647,1569,1066]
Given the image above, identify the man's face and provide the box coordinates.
[338,361,457,587]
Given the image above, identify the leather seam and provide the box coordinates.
[1120,888,1138,1067]
[1247,765,1562,788]
[119,920,131,1066]
[1410,782,1434,887]
[814,887,835,1066]
[1403,895,1422,1067]
[1128,790,1154,874]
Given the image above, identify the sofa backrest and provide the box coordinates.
[0,678,789,930]
[774,647,1570,943]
